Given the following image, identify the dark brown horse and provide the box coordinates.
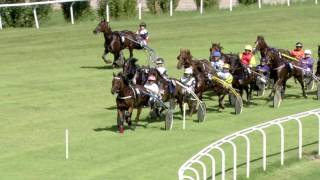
[254,35,306,98]
[316,45,320,77]
[123,58,185,113]
[177,49,229,110]
[264,48,306,98]
[111,72,149,133]
[209,43,259,102]
[254,35,291,59]
[93,19,142,67]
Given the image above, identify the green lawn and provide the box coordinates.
[0,3,320,180]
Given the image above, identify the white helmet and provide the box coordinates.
[184,68,193,74]
[304,49,312,55]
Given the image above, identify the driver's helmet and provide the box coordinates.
[139,22,147,27]
[212,51,221,57]
[296,42,303,48]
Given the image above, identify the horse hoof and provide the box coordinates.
[119,126,124,133]
[128,121,132,126]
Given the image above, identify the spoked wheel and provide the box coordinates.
[165,109,173,131]
[197,102,206,122]
[229,93,236,106]
[242,90,248,102]
[273,85,282,108]
[304,78,314,91]
[317,84,320,100]
[235,95,243,115]
[257,83,266,96]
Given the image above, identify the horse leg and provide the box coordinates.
[118,109,125,133]
[296,76,307,98]
[113,52,120,68]
[126,107,133,126]
[129,48,134,58]
[218,94,225,111]
[135,108,142,125]
[102,49,111,64]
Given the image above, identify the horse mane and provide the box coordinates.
[211,42,223,51]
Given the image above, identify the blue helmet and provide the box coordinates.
[212,51,221,57]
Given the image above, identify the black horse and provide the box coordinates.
[316,45,320,77]
[93,19,143,67]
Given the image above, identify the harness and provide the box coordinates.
[114,77,138,100]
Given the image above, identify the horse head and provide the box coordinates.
[111,72,124,95]
[177,49,192,69]
[93,19,112,34]
[123,57,139,80]
[254,35,268,55]
[210,42,223,53]
[318,45,320,59]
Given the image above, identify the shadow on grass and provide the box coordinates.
[80,65,114,70]
[105,106,117,110]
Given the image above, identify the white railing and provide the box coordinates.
[0,0,88,29]
[178,108,320,180]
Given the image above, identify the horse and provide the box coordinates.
[253,35,290,58]
[264,48,306,98]
[177,49,229,110]
[111,72,150,133]
[123,57,185,114]
[316,45,320,77]
[93,19,142,67]
[209,43,259,102]
[254,35,307,98]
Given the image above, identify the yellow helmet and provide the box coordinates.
[244,45,253,51]
[223,64,230,69]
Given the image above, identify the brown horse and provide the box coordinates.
[176,49,229,110]
[123,58,185,113]
[111,72,149,133]
[264,48,306,98]
[93,19,142,67]
[209,43,259,102]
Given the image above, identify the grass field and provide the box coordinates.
[1,2,320,180]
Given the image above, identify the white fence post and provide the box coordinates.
[215,147,226,180]
[138,1,142,20]
[229,0,233,11]
[258,129,267,171]
[65,128,69,160]
[227,141,237,180]
[287,0,290,6]
[183,103,186,130]
[204,154,216,180]
[170,0,173,16]
[258,0,261,9]
[316,0,318,5]
[33,7,39,29]
[106,3,109,22]
[293,118,303,159]
[316,113,320,155]
[240,135,250,178]
[70,2,75,24]
[200,0,203,14]
[0,13,2,30]
[276,123,285,165]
